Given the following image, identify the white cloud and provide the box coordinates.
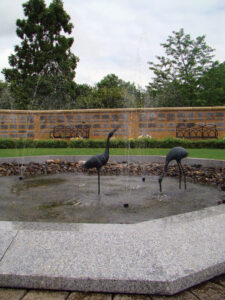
[0,0,225,88]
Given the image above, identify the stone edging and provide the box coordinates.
[0,155,224,168]
[0,205,224,295]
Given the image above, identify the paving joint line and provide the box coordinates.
[64,291,72,300]
[19,289,28,300]
[189,290,203,300]
[0,230,19,264]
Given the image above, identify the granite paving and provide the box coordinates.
[0,230,18,261]
[0,276,225,299]
[0,204,224,296]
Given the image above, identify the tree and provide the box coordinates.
[2,0,79,109]
[147,29,216,107]
[72,74,144,109]
[197,62,225,106]
[92,74,144,108]
[74,83,94,109]
[0,81,15,109]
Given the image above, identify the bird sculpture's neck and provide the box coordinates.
[104,134,111,156]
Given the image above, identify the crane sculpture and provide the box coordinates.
[158,146,188,192]
[83,127,118,194]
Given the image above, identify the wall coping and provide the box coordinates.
[0,106,225,114]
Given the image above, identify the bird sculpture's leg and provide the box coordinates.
[177,161,182,189]
[97,168,100,195]
[179,162,187,190]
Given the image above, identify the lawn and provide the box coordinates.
[0,148,224,160]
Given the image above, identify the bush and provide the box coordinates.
[15,138,36,148]
[0,137,224,149]
[86,139,105,148]
[0,138,16,149]
[34,139,69,148]
[70,139,87,148]
[108,138,128,148]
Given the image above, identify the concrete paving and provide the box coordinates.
[0,204,224,296]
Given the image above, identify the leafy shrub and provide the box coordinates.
[0,137,224,149]
[109,138,128,148]
[15,138,36,148]
[86,139,105,148]
[70,139,87,148]
[34,139,69,148]
[0,138,16,149]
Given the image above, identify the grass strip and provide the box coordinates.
[0,148,224,160]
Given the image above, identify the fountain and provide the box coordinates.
[0,171,224,224]
[0,130,224,295]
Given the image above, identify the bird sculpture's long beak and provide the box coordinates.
[113,126,119,133]
[109,126,119,136]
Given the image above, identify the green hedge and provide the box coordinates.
[0,138,69,149]
[0,137,224,149]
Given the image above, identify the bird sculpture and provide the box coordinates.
[83,127,118,194]
[158,146,188,192]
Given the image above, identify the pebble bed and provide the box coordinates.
[0,159,224,192]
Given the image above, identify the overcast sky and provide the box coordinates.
[0,0,224,88]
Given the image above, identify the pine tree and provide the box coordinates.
[2,0,79,109]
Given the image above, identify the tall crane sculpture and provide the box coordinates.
[83,127,118,194]
[158,146,188,192]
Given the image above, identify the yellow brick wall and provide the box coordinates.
[0,107,224,140]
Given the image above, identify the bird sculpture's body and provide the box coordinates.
[83,128,118,194]
[158,146,188,192]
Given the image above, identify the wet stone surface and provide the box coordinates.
[0,170,224,223]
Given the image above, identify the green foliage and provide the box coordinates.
[74,74,145,109]
[70,139,105,148]
[197,62,225,106]
[0,138,69,149]
[0,138,17,149]
[0,81,14,109]
[34,139,69,148]
[0,137,224,149]
[14,138,36,148]
[110,138,129,148]
[74,84,94,109]
[147,29,219,107]
[2,0,79,109]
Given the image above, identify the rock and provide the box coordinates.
[0,161,224,191]
[46,159,54,164]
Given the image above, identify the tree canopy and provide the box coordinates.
[1,22,224,109]
[2,0,79,109]
[75,74,145,109]
[147,28,221,107]
[197,62,225,106]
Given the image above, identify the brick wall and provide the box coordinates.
[0,107,224,140]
